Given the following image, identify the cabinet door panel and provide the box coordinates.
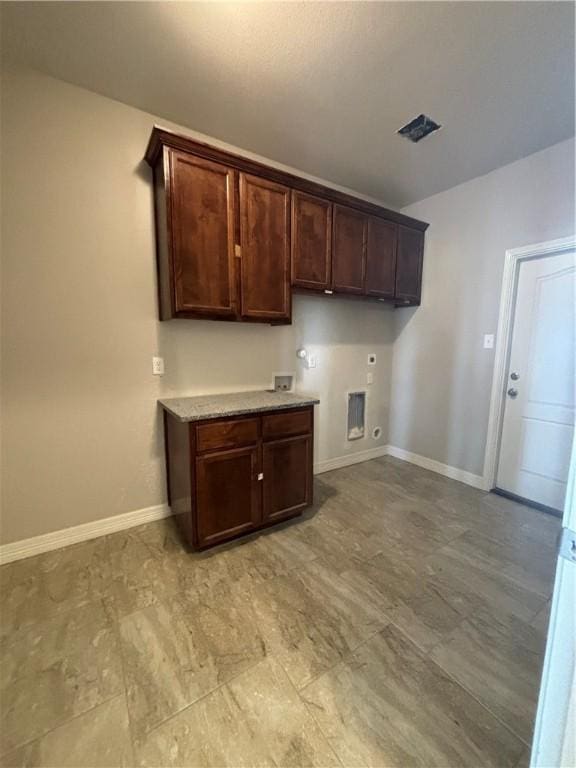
[196,446,260,546]
[365,218,397,298]
[240,174,291,321]
[263,435,312,522]
[332,205,366,294]
[291,192,332,290]
[169,150,236,317]
[395,225,424,304]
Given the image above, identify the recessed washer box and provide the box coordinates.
[272,373,295,392]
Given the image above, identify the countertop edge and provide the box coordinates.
[158,397,320,423]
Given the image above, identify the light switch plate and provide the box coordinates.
[307,354,317,369]
[367,372,374,385]
[152,356,165,375]
[483,334,495,349]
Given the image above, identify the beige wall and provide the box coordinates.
[0,68,393,545]
[390,137,575,477]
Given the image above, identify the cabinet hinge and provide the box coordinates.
[234,245,241,258]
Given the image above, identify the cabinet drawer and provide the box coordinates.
[196,418,259,453]
[262,408,312,440]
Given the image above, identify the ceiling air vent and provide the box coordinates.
[397,114,441,143]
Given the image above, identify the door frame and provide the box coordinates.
[483,235,576,490]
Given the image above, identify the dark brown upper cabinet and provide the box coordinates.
[145,127,428,320]
[239,173,291,322]
[291,191,332,291]
[365,217,397,299]
[331,205,366,294]
[395,225,425,305]
[162,150,237,320]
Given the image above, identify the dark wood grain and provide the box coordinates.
[169,150,237,318]
[332,205,366,294]
[152,150,174,320]
[239,173,291,322]
[164,414,195,547]
[263,435,312,522]
[291,191,332,291]
[395,225,425,305]
[196,417,259,453]
[365,217,397,298]
[196,445,261,547]
[163,406,314,550]
[262,408,312,441]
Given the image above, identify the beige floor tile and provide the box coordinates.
[119,581,265,741]
[1,695,133,767]
[251,560,388,691]
[0,539,111,648]
[340,549,426,607]
[0,456,559,765]
[386,582,466,653]
[301,625,525,768]
[0,617,123,754]
[136,657,340,767]
[426,546,546,622]
[430,607,545,743]
[0,600,112,689]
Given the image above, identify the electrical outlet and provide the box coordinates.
[367,372,374,385]
[152,356,165,375]
[483,334,495,349]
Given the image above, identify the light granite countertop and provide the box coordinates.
[159,390,319,423]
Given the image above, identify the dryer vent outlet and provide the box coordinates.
[372,426,382,440]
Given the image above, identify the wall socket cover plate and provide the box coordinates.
[483,334,495,349]
[152,356,165,375]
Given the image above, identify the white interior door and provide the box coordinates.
[497,250,576,510]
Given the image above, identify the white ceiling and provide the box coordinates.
[2,1,574,207]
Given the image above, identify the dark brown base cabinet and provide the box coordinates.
[164,407,314,549]
[146,128,429,322]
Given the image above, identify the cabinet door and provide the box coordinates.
[263,435,312,523]
[240,173,291,322]
[169,150,236,317]
[332,205,366,294]
[365,218,397,298]
[196,446,261,547]
[291,191,332,291]
[395,225,424,304]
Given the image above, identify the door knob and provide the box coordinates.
[510,372,520,381]
[507,387,518,398]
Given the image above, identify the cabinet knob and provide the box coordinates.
[257,473,264,481]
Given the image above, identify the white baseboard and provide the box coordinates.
[0,503,170,565]
[386,445,487,490]
[314,445,388,475]
[0,445,485,565]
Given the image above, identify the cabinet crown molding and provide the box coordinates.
[145,126,429,232]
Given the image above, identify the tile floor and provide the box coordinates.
[0,457,560,767]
